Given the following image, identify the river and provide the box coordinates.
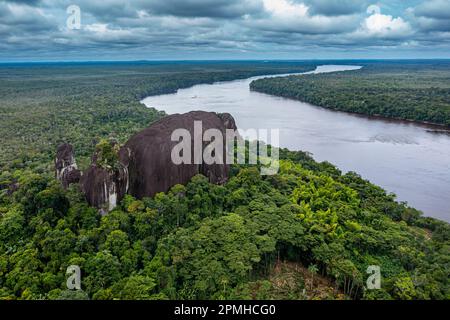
[142,65,450,222]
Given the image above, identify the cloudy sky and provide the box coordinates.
[1,0,450,61]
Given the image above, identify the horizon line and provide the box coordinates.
[2,58,450,64]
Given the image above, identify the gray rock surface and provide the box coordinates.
[80,164,128,214]
[55,143,81,189]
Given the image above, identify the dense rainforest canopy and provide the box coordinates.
[0,61,449,300]
[1,148,448,300]
[250,61,450,127]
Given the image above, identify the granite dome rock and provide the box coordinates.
[56,111,238,212]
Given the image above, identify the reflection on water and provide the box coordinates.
[142,65,450,222]
[368,134,419,145]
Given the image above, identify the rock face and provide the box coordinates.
[59,111,238,212]
[121,111,237,199]
[80,139,129,213]
[80,165,128,214]
[55,143,81,189]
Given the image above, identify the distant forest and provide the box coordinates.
[250,61,450,127]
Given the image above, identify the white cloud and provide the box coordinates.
[263,0,308,19]
[256,0,359,34]
[84,23,109,33]
[358,5,412,38]
[366,4,381,15]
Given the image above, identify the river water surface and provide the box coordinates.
[142,65,450,222]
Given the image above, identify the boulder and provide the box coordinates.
[60,111,238,212]
[121,111,237,199]
[55,143,81,189]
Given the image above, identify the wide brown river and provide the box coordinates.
[142,65,450,222]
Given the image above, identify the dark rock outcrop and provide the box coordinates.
[55,143,81,189]
[80,165,128,214]
[60,111,238,212]
[121,111,237,199]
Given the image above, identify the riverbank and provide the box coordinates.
[250,61,450,128]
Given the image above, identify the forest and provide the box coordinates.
[0,61,449,300]
[250,61,450,127]
[0,61,315,173]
